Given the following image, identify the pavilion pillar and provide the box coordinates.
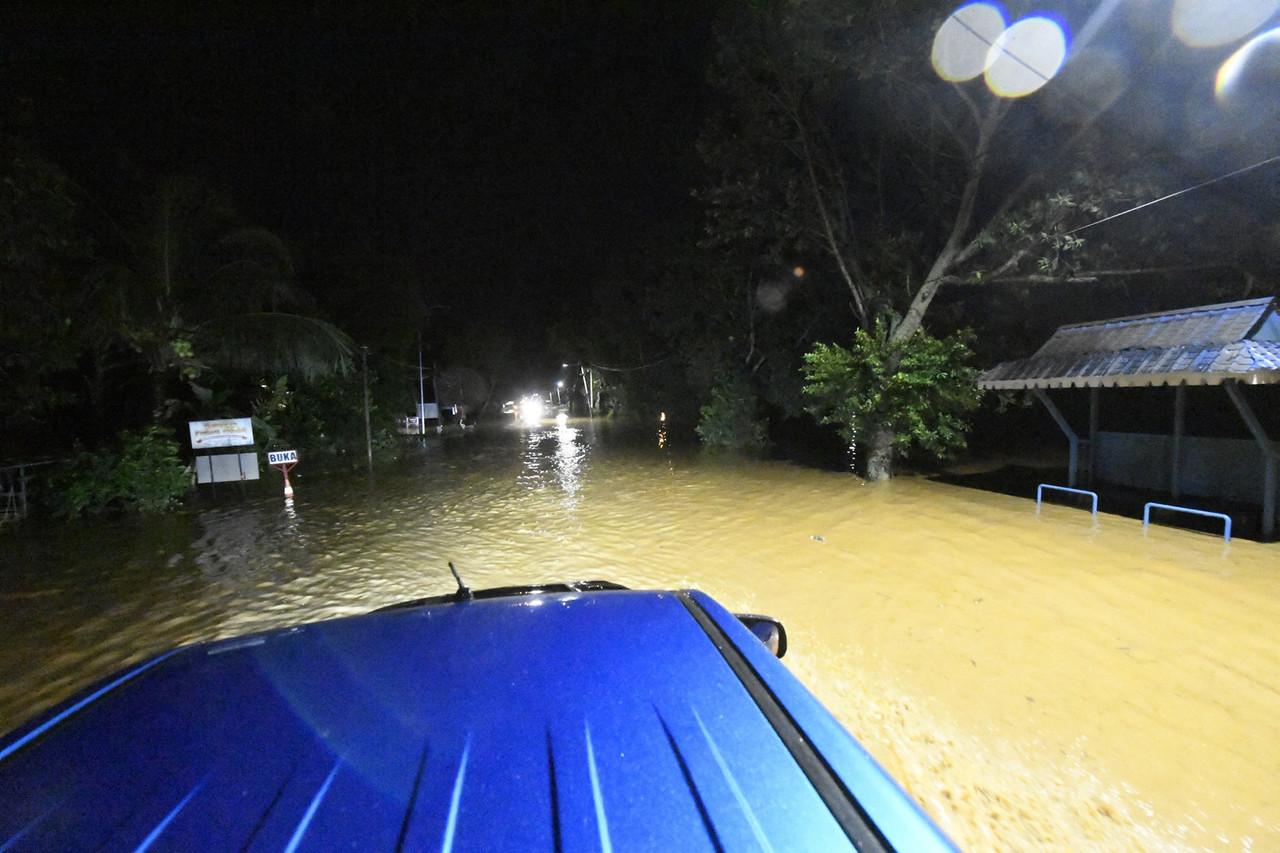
[1031,388,1079,488]
[1087,387,1099,485]
[1224,381,1277,540]
[1171,383,1185,499]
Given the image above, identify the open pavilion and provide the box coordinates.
[978,297,1280,539]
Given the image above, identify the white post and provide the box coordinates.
[362,346,373,470]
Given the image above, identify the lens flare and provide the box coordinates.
[1173,0,1280,49]
[985,15,1070,97]
[1038,46,1128,124]
[1216,26,1280,101]
[933,2,1008,82]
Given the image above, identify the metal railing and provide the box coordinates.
[1036,484,1098,517]
[1143,502,1232,542]
[1,464,29,521]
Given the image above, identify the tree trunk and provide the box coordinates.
[864,422,895,482]
[893,99,1010,345]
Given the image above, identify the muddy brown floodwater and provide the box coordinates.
[2,420,1277,851]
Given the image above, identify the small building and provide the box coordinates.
[978,297,1280,538]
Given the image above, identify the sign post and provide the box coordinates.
[267,450,299,497]
[189,419,259,486]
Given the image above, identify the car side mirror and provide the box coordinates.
[735,614,787,658]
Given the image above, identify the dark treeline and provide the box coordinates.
[2,0,1275,491]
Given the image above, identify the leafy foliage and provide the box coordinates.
[257,372,379,457]
[696,0,887,328]
[0,141,95,428]
[73,177,355,429]
[801,324,981,460]
[692,0,1263,478]
[40,427,190,517]
[195,312,353,383]
[696,373,769,451]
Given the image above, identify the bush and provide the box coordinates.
[42,427,191,517]
[801,323,981,461]
[696,374,768,451]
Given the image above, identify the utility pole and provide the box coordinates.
[564,361,594,417]
[432,363,442,433]
[418,334,426,436]
[362,346,373,470]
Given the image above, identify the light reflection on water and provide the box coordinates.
[2,420,1278,852]
[518,420,589,503]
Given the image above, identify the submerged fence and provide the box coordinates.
[1,465,29,521]
[1144,502,1233,543]
[1036,482,1237,543]
[1,462,58,522]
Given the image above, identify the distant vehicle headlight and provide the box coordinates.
[520,396,544,425]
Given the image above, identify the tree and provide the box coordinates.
[697,0,1264,477]
[87,177,353,425]
[40,426,190,517]
[697,0,961,337]
[697,370,769,451]
[0,140,95,432]
[801,323,981,476]
[435,365,491,418]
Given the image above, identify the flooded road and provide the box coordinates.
[2,419,1277,851]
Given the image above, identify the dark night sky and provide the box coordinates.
[5,0,1278,347]
[1,1,721,321]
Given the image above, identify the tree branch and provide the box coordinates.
[957,263,1238,286]
[893,97,1010,342]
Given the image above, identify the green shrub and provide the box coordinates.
[801,323,981,460]
[43,427,191,517]
[696,374,768,451]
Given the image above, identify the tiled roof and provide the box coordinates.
[978,298,1280,389]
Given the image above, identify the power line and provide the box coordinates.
[585,354,674,372]
[1068,153,1280,235]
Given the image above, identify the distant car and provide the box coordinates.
[0,581,958,852]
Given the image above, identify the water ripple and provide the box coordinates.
[1,423,1276,852]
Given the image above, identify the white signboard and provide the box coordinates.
[268,450,298,465]
[189,418,255,449]
[194,452,260,484]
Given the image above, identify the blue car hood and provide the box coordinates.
[0,588,956,852]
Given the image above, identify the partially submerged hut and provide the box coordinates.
[978,297,1280,538]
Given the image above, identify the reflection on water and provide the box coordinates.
[519,420,589,502]
[2,420,1278,852]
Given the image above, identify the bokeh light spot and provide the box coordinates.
[985,15,1070,97]
[1173,0,1280,49]
[933,3,1008,82]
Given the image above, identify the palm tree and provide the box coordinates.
[92,178,352,422]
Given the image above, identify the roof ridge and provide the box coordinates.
[1053,296,1275,333]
